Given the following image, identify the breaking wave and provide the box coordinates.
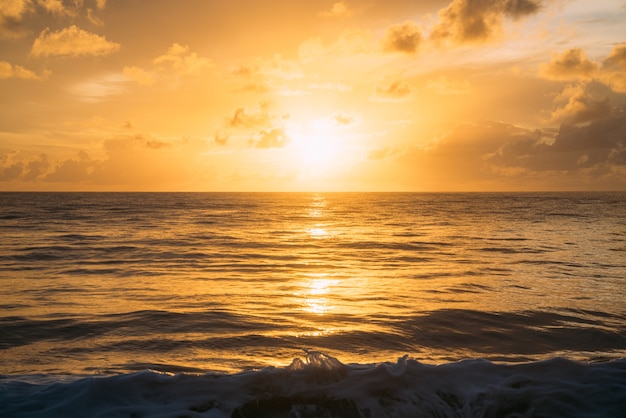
[1,351,625,418]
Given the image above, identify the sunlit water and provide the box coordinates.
[1,192,625,417]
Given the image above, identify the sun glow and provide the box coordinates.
[292,133,343,176]
[289,124,348,179]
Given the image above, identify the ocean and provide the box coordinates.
[0,192,625,417]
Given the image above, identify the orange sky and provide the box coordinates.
[1,0,625,191]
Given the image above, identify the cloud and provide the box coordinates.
[330,112,354,126]
[539,43,626,93]
[0,60,48,80]
[425,75,471,95]
[254,128,289,148]
[383,21,422,54]
[541,48,598,81]
[123,66,156,86]
[371,80,413,102]
[319,1,353,18]
[258,54,303,80]
[550,84,611,125]
[124,44,213,86]
[216,102,290,149]
[152,43,213,76]
[1,1,109,39]
[43,134,209,188]
[86,8,103,26]
[70,73,128,102]
[430,0,543,45]
[488,114,626,175]
[0,152,49,181]
[399,114,626,190]
[311,111,357,129]
[228,102,271,128]
[214,130,228,146]
[600,42,626,93]
[0,0,32,39]
[31,25,120,57]
[37,0,75,16]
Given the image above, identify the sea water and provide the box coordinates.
[1,192,625,417]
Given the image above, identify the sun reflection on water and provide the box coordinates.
[307,226,329,238]
[301,274,338,315]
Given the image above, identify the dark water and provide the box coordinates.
[1,192,625,417]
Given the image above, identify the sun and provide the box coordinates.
[293,134,342,176]
[297,136,338,174]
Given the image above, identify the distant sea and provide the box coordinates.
[1,192,625,417]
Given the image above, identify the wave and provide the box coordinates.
[1,352,624,417]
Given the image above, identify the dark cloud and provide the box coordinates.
[0,152,49,181]
[503,0,541,18]
[22,153,49,180]
[383,21,422,54]
[0,158,24,180]
[1,0,106,39]
[430,0,544,45]
[489,112,626,173]
[45,151,95,183]
[400,113,626,189]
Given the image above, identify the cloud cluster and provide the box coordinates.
[31,25,120,57]
[487,114,626,175]
[541,43,626,93]
[430,0,543,45]
[255,128,289,149]
[0,152,49,181]
[1,133,208,188]
[402,113,626,189]
[215,102,290,148]
[1,0,107,39]
[550,84,611,126]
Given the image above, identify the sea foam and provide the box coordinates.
[1,352,625,417]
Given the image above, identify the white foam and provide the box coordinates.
[1,352,625,417]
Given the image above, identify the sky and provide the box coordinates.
[1,0,625,191]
